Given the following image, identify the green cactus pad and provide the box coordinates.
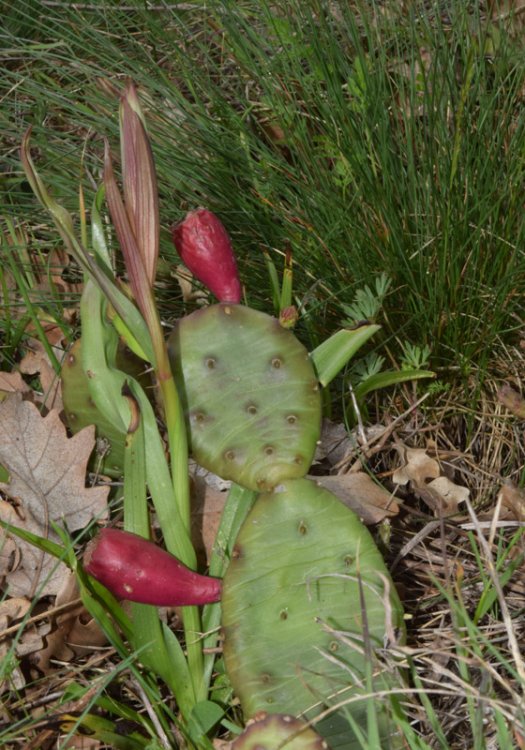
[168,305,321,491]
[222,478,405,749]
[232,713,328,750]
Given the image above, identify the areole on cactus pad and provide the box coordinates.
[168,303,322,492]
[221,477,405,750]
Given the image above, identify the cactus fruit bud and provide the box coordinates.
[172,209,242,303]
[279,305,299,329]
[84,528,222,606]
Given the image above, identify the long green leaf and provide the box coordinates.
[123,415,196,718]
[310,324,381,387]
[353,368,435,402]
[201,483,257,689]
[0,519,66,560]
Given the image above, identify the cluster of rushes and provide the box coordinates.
[19,82,420,750]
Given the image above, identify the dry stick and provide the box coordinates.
[8,650,117,713]
[391,520,441,572]
[348,381,367,447]
[460,520,525,530]
[488,490,504,550]
[0,597,84,640]
[337,392,432,473]
[465,497,525,695]
[133,679,172,750]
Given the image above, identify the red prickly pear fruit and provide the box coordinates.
[84,528,222,606]
[172,208,242,303]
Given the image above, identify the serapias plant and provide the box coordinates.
[18,81,430,749]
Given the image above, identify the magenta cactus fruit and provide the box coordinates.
[172,208,242,303]
[84,528,222,606]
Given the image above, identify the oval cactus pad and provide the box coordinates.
[221,478,405,749]
[168,305,321,491]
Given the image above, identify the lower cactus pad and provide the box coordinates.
[221,478,405,749]
[168,305,321,491]
[232,713,328,750]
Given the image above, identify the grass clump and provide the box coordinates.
[1,1,524,371]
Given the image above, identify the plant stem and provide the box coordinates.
[150,328,205,702]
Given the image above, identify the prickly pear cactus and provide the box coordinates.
[62,339,146,476]
[232,713,328,750]
[168,304,321,492]
[222,478,405,750]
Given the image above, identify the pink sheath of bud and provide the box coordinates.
[279,305,299,329]
[84,528,222,606]
[172,208,242,303]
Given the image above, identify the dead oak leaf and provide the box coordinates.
[498,483,525,521]
[392,447,440,486]
[425,477,470,514]
[20,339,63,412]
[0,370,31,398]
[311,473,399,525]
[33,571,107,673]
[0,598,32,694]
[393,444,468,515]
[0,394,108,599]
[498,383,525,419]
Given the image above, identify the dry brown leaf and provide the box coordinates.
[172,263,208,304]
[426,477,469,514]
[60,737,102,750]
[314,419,384,468]
[392,447,440,486]
[393,444,468,515]
[0,394,108,598]
[0,596,31,627]
[0,642,26,693]
[0,371,31,398]
[191,474,227,565]
[498,483,525,521]
[33,571,107,673]
[314,419,357,467]
[19,339,63,412]
[311,473,399,525]
[0,597,32,693]
[498,383,525,418]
